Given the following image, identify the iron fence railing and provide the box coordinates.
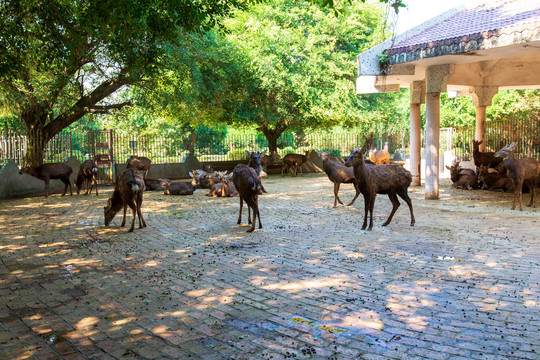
[1,118,538,171]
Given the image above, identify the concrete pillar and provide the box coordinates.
[425,93,440,199]
[470,86,498,152]
[424,64,454,200]
[409,81,425,186]
[475,106,487,151]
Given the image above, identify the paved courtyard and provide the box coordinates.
[1,174,539,360]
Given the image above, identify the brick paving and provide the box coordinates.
[0,173,539,360]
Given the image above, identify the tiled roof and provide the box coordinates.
[387,0,540,59]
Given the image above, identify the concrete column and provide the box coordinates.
[470,86,498,152]
[425,93,440,199]
[409,81,425,186]
[475,106,487,151]
[424,64,454,200]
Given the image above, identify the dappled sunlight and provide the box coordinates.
[386,281,440,330]
[260,275,351,292]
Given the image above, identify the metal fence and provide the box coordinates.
[2,117,538,172]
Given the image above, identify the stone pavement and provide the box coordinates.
[0,174,539,360]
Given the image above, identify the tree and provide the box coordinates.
[222,0,387,155]
[0,0,251,165]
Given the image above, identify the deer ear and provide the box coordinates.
[261,149,267,156]
[189,171,193,177]
[245,150,250,157]
[445,165,451,170]
[353,147,360,153]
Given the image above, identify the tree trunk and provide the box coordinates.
[22,106,49,166]
[260,124,287,158]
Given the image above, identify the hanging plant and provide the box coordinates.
[377,51,390,74]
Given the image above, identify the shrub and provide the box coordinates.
[227,149,247,161]
[320,148,341,157]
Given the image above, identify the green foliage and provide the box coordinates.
[320,147,341,156]
[227,148,247,160]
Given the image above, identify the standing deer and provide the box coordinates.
[345,141,415,230]
[126,156,151,178]
[317,150,360,207]
[246,150,267,193]
[495,142,540,210]
[19,163,73,198]
[282,150,313,176]
[368,148,390,165]
[104,169,146,232]
[232,164,262,232]
[74,160,99,195]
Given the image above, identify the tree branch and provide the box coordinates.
[84,102,132,114]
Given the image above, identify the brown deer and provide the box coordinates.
[104,169,146,232]
[164,173,199,195]
[317,150,360,207]
[345,140,415,230]
[472,140,503,169]
[207,171,229,197]
[477,165,514,192]
[126,156,151,178]
[246,150,267,193]
[282,150,313,176]
[74,160,99,195]
[19,163,73,198]
[445,160,478,190]
[368,148,390,165]
[232,164,262,232]
[261,153,278,172]
[495,143,540,210]
[144,178,171,191]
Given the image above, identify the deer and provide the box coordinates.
[345,140,415,230]
[19,163,73,198]
[144,178,171,191]
[246,150,267,193]
[104,169,146,232]
[472,140,503,169]
[207,171,229,197]
[126,156,151,178]
[445,160,478,190]
[317,150,360,207]
[368,148,390,165]
[495,142,540,210]
[164,173,199,195]
[282,150,313,176]
[74,160,99,195]
[261,153,278,172]
[477,165,514,192]
[232,164,262,232]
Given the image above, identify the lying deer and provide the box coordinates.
[345,140,415,230]
[19,163,73,198]
[164,173,199,195]
[317,150,360,207]
[495,142,540,210]
[104,169,146,232]
[445,160,478,190]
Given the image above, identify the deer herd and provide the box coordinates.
[17,139,540,233]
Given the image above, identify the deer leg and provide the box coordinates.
[367,195,376,231]
[527,182,536,207]
[94,177,99,196]
[44,179,50,198]
[61,178,69,196]
[137,194,146,228]
[247,203,252,225]
[397,188,415,226]
[333,183,342,207]
[281,165,286,177]
[237,196,243,224]
[382,192,400,227]
[361,195,369,230]
[127,202,136,232]
[121,204,127,227]
[347,184,361,206]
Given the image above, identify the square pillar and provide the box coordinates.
[471,86,498,152]
[409,81,425,186]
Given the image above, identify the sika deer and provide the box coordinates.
[445,160,478,190]
[345,141,415,230]
[477,165,513,192]
[144,178,171,191]
[261,153,278,172]
[472,140,503,169]
[368,148,390,165]
[104,169,146,232]
[246,150,267,193]
[19,163,73,198]
[126,156,151,177]
[317,150,360,207]
[232,164,262,232]
[164,173,199,195]
[74,160,98,195]
[495,143,540,210]
[282,150,313,176]
[207,171,228,197]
